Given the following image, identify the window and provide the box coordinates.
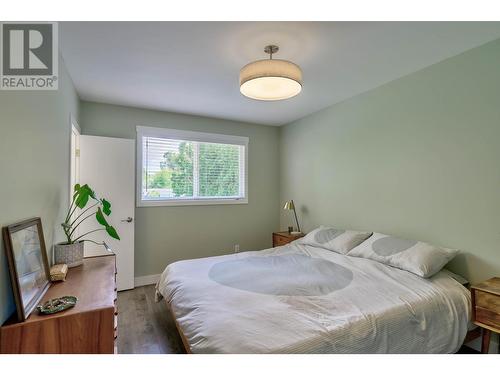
[137,126,248,206]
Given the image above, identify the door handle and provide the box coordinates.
[121,217,133,223]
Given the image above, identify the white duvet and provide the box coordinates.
[157,241,470,354]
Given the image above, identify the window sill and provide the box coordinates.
[137,198,248,207]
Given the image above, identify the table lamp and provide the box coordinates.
[283,200,302,234]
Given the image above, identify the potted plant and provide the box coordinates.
[54,184,120,267]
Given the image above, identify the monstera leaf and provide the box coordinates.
[97,206,120,240]
[73,184,81,199]
[74,184,96,209]
[106,225,120,240]
[101,199,111,216]
[95,207,109,227]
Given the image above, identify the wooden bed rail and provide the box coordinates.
[166,300,192,354]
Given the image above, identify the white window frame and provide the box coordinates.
[136,126,249,207]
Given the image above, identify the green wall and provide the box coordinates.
[0,58,80,324]
[2,35,498,328]
[280,38,500,284]
[80,101,280,278]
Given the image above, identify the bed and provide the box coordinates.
[156,240,471,354]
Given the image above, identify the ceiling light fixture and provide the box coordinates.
[239,45,302,101]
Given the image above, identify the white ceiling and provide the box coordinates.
[60,22,500,126]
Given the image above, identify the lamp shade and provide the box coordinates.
[283,200,295,210]
[240,59,302,101]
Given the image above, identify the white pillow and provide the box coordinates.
[348,232,458,278]
[300,226,373,254]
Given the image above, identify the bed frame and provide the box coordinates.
[166,300,192,354]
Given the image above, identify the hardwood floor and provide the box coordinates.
[117,285,186,354]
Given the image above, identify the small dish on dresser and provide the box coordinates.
[37,296,78,315]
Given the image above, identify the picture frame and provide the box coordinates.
[2,217,51,322]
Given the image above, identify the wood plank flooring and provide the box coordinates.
[117,285,185,354]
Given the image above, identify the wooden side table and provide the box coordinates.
[272,231,304,247]
[471,277,500,354]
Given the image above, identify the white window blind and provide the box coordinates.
[137,126,248,206]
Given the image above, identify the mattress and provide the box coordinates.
[157,241,471,353]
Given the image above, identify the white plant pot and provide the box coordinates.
[54,241,84,268]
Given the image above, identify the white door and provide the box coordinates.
[79,135,135,291]
[70,123,80,202]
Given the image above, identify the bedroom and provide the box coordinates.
[1,1,500,372]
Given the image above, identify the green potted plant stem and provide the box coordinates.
[54,184,120,267]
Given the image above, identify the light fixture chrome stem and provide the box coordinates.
[264,45,279,60]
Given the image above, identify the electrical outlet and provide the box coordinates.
[234,244,240,253]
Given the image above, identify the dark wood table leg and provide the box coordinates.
[481,328,491,354]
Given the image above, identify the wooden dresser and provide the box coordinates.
[471,277,500,354]
[272,231,304,247]
[0,255,118,354]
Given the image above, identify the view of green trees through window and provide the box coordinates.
[161,141,194,197]
[144,140,241,199]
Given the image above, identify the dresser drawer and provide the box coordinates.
[474,290,500,314]
[1,255,117,354]
[475,307,500,331]
[272,232,304,247]
[273,234,289,247]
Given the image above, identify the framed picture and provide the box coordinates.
[2,218,51,322]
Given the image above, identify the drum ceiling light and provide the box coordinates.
[239,45,302,101]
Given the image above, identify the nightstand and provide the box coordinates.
[272,231,304,247]
[471,277,500,353]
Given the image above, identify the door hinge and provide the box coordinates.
[75,149,80,157]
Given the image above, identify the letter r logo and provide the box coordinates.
[2,23,53,75]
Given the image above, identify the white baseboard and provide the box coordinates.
[134,273,161,287]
